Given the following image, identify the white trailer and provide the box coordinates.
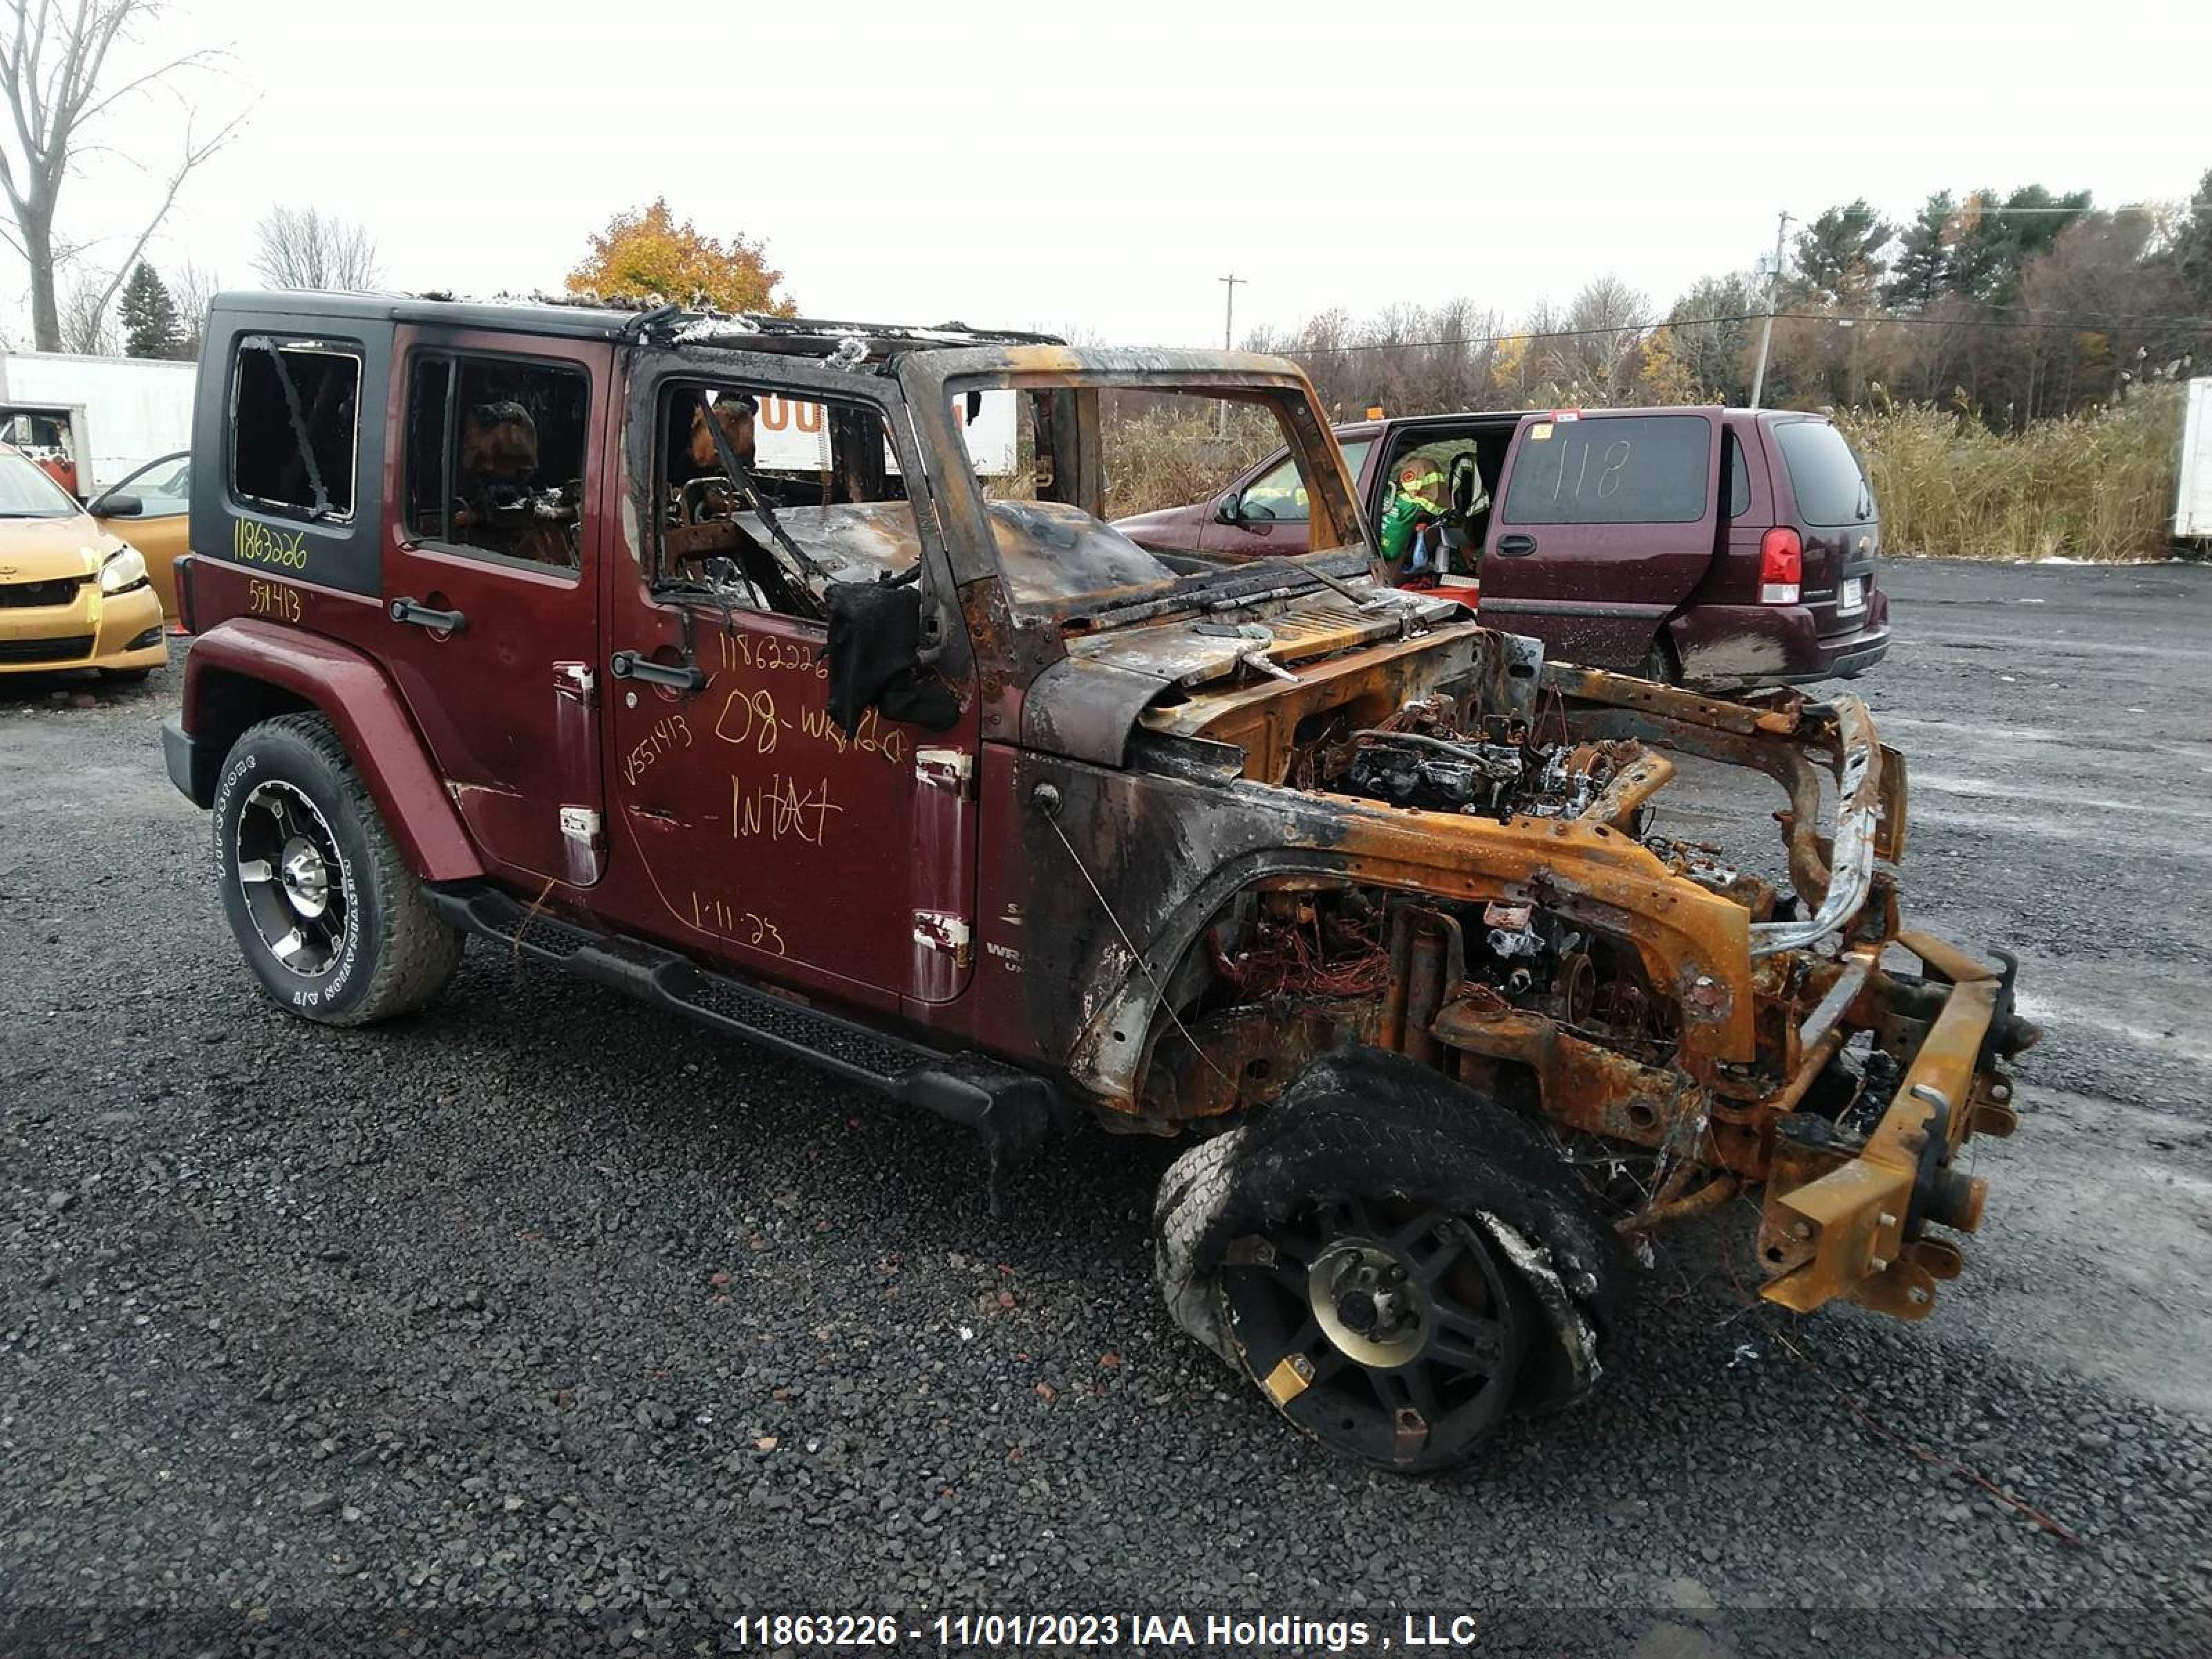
[0,351,196,499]
[2178,376,2212,545]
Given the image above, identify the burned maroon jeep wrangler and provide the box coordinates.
[162,292,2031,1472]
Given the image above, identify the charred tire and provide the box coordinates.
[212,712,463,1027]
[1154,1047,1624,1474]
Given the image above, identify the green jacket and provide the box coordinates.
[1378,489,1445,563]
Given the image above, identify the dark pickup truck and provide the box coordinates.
[1114,406,1891,686]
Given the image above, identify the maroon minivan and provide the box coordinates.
[1114,406,1889,686]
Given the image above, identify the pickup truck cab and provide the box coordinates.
[160,292,2022,1474]
[1115,406,1891,686]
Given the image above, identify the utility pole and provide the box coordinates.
[1217,272,1244,434]
[1748,209,1791,411]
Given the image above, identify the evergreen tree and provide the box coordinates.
[1792,200,1893,307]
[1949,186,2092,303]
[119,263,181,359]
[1881,192,1955,310]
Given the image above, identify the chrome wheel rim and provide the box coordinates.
[235,780,348,977]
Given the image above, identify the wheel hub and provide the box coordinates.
[279,837,330,918]
[1310,1241,1425,1367]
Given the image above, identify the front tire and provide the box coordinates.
[212,713,463,1026]
[1154,1047,1623,1474]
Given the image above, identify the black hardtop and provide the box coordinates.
[209,290,1060,363]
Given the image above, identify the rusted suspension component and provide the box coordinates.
[1586,751,1676,827]
[1758,973,2003,1320]
[1620,1170,1740,1234]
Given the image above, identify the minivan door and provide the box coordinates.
[380,325,612,886]
[1479,410,1723,672]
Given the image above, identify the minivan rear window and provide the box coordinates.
[1773,419,1873,525]
[1501,414,1708,525]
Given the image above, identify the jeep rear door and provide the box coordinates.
[1479,410,1723,671]
[380,325,612,886]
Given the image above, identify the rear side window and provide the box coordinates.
[1724,431,1751,519]
[404,353,590,573]
[231,338,362,521]
[1773,420,1872,525]
[1501,414,1709,525]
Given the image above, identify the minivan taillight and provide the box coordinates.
[1759,527,1802,606]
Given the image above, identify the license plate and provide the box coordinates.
[1840,577,1865,612]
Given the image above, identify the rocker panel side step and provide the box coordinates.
[421,884,1065,1174]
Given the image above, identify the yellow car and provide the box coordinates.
[89,450,191,619]
[0,442,167,682]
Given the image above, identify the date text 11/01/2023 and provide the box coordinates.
[730,1613,1484,1651]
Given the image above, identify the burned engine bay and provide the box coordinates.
[1173,689,1773,1130]
[1085,601,2033,1325]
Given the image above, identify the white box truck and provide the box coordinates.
[0,351,196,500]
[2177,376,2212,547]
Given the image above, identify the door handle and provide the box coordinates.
[610,650,706,694]
[388,596,467,632]
[1494,534,1537,557]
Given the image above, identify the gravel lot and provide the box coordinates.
[3,559,2211,1654]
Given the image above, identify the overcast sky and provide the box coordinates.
[14,0,2211,348]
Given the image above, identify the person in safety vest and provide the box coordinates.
[1377,456,1448,584]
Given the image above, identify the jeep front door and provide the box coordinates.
[600,373,977,1011]
[380,326,611,885]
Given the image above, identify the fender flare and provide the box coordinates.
[180,619,484,882]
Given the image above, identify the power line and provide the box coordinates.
[1284,305,2212,358]
[1941,202,2212,214]
[1815,306,2212,330]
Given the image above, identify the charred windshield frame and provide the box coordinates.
[902,349,1368,621]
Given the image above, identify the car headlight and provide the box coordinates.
[98,545,148,594]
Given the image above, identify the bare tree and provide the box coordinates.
[1555,275,1651,400]
[165,253,212,355]
[0,1,244,350]
[58,265,113,351]
[251,205,380,291]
